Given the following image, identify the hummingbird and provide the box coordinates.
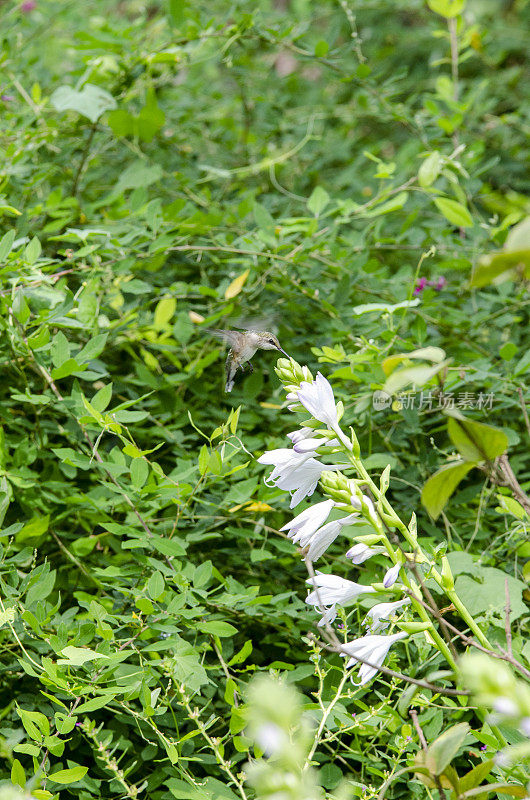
[208,329,289,392]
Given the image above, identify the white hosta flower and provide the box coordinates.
[306,572,376,609]
[316,604,338,627]
[286,427,314,444]
[293,437,340,453]
[346,543,385,564]
[301,513,360,561]
[351,492,379,525]
[364,598,411,633]
[383,562,402,588]
[280,499,335,542]
[342,632,407,686]
[296,372,352,450]
[493,697,519,718]
[255,722,288,757]
[258,448,342,508]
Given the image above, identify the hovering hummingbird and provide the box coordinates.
[208,329,289,392]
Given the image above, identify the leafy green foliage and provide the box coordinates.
[0,0,529,797]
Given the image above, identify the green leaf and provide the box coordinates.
[11,758,26,788]
[434,197,473,227]
[57,646,110,666]
[24,235,41,264]
[253,202,275,237]
[307,186,330,217]
[51,331,70,368]
[446,411,509,462]
[421,461,476,520]
[426,722,469,775]
[314,39,329,57]
[363,191,409,217]
[51,83,116,122]
[0,228,16,262]
[48,766,88,784]
[427,0,466,16]
[131,458,149,488]
[472,216,530,287]
[197,621,238,637]
[418,151,442,188]
[147,571,165,600]
[77,333,108,363]
[154,295,177,328]
[459,759,494,793]
[26,568,56,607]
[382,359,451,395]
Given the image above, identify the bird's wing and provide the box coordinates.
[207,329,244,348]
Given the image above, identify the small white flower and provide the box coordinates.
[493,697,519,718]
[316,604,338,627]
[351,492,379,525]
[305,572,376,609]
[383,563,402,588]
[293,436,340,453]
[258,448,342,508]
[301,513,360,561]
[255,722,287,756]
[296,372,352,450]
[342,632,407,685]
[280,500,335,542]
[364,598,411,633]
[286,427,314,444]
[346,543,385,564]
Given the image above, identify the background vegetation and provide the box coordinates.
[0,0,529,797]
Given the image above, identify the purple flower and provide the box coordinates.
[383,563,401,588]
[1,95,14,102]
[434,276,447,291]
[413,277,428,295]
[20,0,37,11]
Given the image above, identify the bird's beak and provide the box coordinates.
[277,347,290,358]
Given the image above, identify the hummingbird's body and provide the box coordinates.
[208,329,289,392]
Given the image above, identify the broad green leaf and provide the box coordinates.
[48,766,88,784]
[131,457,149,488]
[426,722,469,775]
[24,236,41,264]
[434,197,473,227]
[382,359,451,395]
[0,606,15,627]
[307,186,330,216]
[197,621,238,637]
[353,298,420,315]
[421,461,476,520]
[154,295,177,328]
[26,568,56,607]
[363,191,408,218]
[51,83,116,122]
[382,346,446,377]
[418,151,442,188]
[0,229,16,262]
[147,571,165,600]
[225,269,250,300]
[459,759,494,793]
[51,331,70,368]
[472,216,530,287]
[427,0,466,17]
[17,706,50,739]
[76,333,108,362]
[11,758,25,788]
[58,646,109,665]
[446,411,509,462]
[253,202,275,237]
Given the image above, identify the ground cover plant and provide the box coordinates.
[0,0,529,797]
